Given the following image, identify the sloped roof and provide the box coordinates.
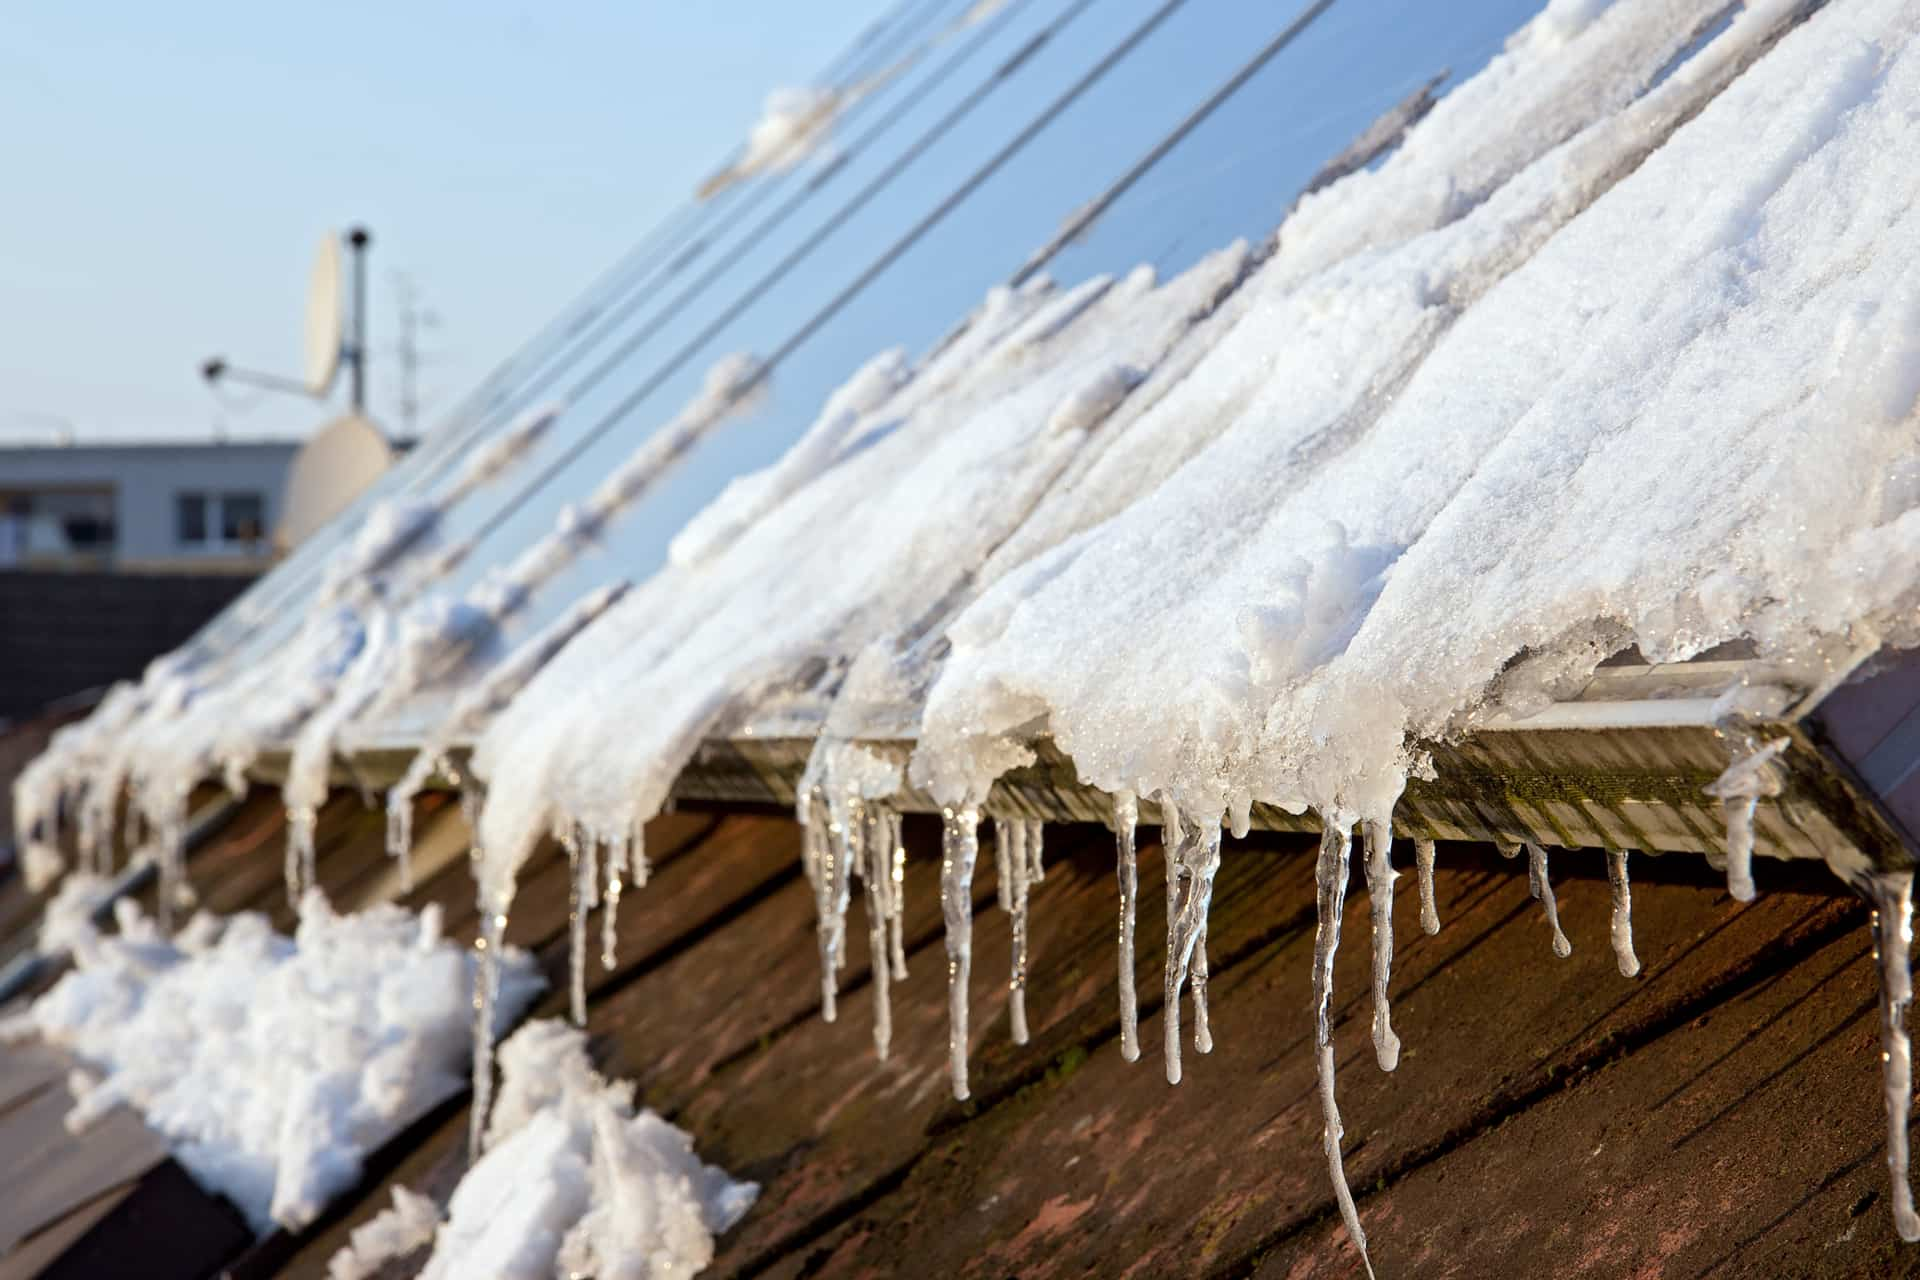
[9,0,1920,1271]
[0,786,1901,1276]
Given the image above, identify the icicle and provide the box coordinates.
[886,810,908,978]
[1113,790,1141,1063]
[861,808,896,1059]
[286,806,315,908]
[994,817,1035,1044]
[564,826,598,1027]
[1191,917,1213,1056]
[78,786,112,879]
[458,785,483,846]
[469,908,506,1162]
[1161,800,1186,1076]
[563,828,583,1025]
[1524,842,1572,958]
[1162,800,1222,1085]
[1363,819,1401,1072]
[1415,838,1440,935]
[134,781,194,934]
[386,797,415,893]
[802,788,859,1023]
[601,831,630,972]
[299,844,315,907]
[940,806,980,1101]
[121,801,144,867]
[1864,871,1920,1242]
[1228,793,1252,840]
[1312,815,1376,1279]
[1606,847,1640,978]
[1025,818,1045,884]
[1704,736,1788,903]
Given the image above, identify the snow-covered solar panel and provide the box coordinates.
[182,0,986,676]
[331,0,1550,739]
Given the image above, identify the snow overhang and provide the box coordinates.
[257,644,1920,882]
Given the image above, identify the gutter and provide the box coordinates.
[254,647,1920,882]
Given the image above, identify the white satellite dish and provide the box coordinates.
[303,232,344,395]
[277,411,394,551]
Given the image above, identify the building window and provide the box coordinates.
[176,493,207,545]
[220,492,265,544]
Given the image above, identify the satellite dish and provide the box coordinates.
[277,411,394,551]
[303,232,344,395]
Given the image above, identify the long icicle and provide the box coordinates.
[887,810,908,977]
[1113,790,1142,1063]
[122,801,143,872]
[1524,842,1572,958]
[1163,801,1222,1085]
[149,782,193,934]
[1415,838,1440,935]
[1606,847,1640,977]
[300,802,319,902]
[995,817,1034,1044]
[1363,819,1401,1072]
[862,808,896,1059]
[1161,799,1187,1077]
[564,828,582,1024]
[468,905,505,1162]
[801,789,856,1023]
[286,805,316,908]
[570,830,599,1026]
[940,806,981,1100]
[1313,814,1376,1280]
[386,795,415,893]
[1026,818,1048,1025]
[1867,870,1920,1241]
[834,810,856,980]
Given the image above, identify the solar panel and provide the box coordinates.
[197,0,1552,740]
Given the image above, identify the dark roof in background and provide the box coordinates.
[0,572,256,725]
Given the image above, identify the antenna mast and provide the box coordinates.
[346,226,371,413]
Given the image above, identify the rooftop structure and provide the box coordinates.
[0,439,298,574]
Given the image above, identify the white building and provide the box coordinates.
[0,439,298,572]
[0,414,395,572]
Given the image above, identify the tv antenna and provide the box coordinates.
[391,271,442,440]
[202,226,372,413]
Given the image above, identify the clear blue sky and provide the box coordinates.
[0,1,879,443]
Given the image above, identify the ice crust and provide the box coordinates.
[0,896,541,1233]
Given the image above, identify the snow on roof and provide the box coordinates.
[0,894,541,1234]
[327,1018,755,1280]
